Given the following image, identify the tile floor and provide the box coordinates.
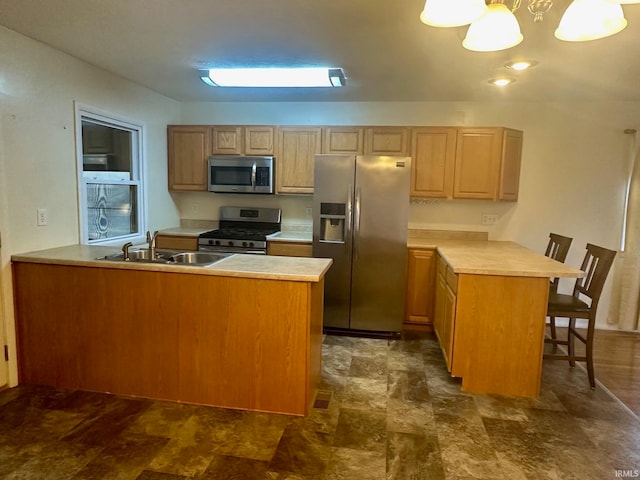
[0,332,638,479]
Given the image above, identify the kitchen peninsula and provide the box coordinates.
[12,245,332,416]
[408,236,584,398]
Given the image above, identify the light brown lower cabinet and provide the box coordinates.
[404,248,436,327]
[155,234,199,251]
[13,262,324,416]
[267,241,313,257]
[433,255,456,370]
[432,253,549,397]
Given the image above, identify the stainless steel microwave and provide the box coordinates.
[207,156,274,194]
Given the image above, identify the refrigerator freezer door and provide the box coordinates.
[350,156,411,332]
[313,155,356,329]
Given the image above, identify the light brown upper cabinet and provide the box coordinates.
[364,127,410,156]
[322,127,364,154]
[411,127,523,201]
[411,127,457,198]
[276,127,322,194]
[211,126,274,155]
[168,125,210,191]
[211,126,242,155]
[498,128,524,201]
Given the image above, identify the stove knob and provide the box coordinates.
[228,241,234,246]
[242,241,248,247]
[214,240,220,246]
[249,242,254,247]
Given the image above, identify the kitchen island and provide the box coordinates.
[12,245,332,416]
[408,237,584,398]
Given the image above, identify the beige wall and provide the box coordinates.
[179,100,640,329]
[0,26,182,386]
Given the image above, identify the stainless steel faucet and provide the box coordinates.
[146,230,159,259]
[121,241,133,261]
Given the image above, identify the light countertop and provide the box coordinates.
[11,244,332,283]
[158,227,212,236]
[409,239,584,278]
[267,231,312,243]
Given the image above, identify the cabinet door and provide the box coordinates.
[453,128,502,200]
[434,269,446,342]
[405,249,436,325]
[168,126,210,191]
[411,127,457,198]
[498,128,523,201]
[211,126,242,155]
[442,281,456,372]
[245,126,275,155]
[364,127,410,156]
[276,127,322,194]
[322,127,364,154]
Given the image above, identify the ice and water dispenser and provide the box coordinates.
[319,203,346,243]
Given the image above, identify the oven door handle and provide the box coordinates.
[251,162,257,191]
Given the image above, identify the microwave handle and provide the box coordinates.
[251,162,257,190]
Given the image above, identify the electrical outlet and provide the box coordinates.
[306,207,312,217]
[37,208,48,226]
[481,214,498,225]
[191,203,199,213]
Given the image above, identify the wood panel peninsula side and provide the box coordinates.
[408,238,584,398]
[12,245,332,416]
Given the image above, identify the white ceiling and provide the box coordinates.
[0,0,639,103]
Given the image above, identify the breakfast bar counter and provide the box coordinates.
[408,237,584,398]
[12,244,331,416]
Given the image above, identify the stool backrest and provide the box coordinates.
[574,243,617,310]
[545,233,573,292]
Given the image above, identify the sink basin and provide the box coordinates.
[167,252,229,266]
[97,249,230,267]
[99,249,170,263]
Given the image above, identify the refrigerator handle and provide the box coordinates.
[346,184,353,253]
[354,186,361,259]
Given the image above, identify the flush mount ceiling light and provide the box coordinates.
[199,67,347,88]
[505,59,538,70]
[421,0,636,52]
[489,78,516,86]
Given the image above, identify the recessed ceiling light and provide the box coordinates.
[505,60,538,71]
[199,67,347,88]
[489,78,515,87]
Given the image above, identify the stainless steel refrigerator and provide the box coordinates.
[313,154,411,334]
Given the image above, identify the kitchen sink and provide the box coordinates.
[166,252,229,266]
[97,249,230,267]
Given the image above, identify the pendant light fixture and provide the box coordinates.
[420,0,488,27]
[462,1,523,52]
[420,0,636,52]
[555,0,627,41]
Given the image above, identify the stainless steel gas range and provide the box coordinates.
[198,206,281,255]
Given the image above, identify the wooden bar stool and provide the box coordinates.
[543,243,616,389]
[544,233,573,342]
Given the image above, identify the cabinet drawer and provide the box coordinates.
[446,267,458,294]
[155,234,199,251]
[268,242,313,257]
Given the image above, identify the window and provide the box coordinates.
[76,105,145,244]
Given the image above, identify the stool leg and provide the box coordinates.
[549,316,557,352]
[567,317,576,368]
[586,318,596,389]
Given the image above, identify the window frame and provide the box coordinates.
[75,103,147,246]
